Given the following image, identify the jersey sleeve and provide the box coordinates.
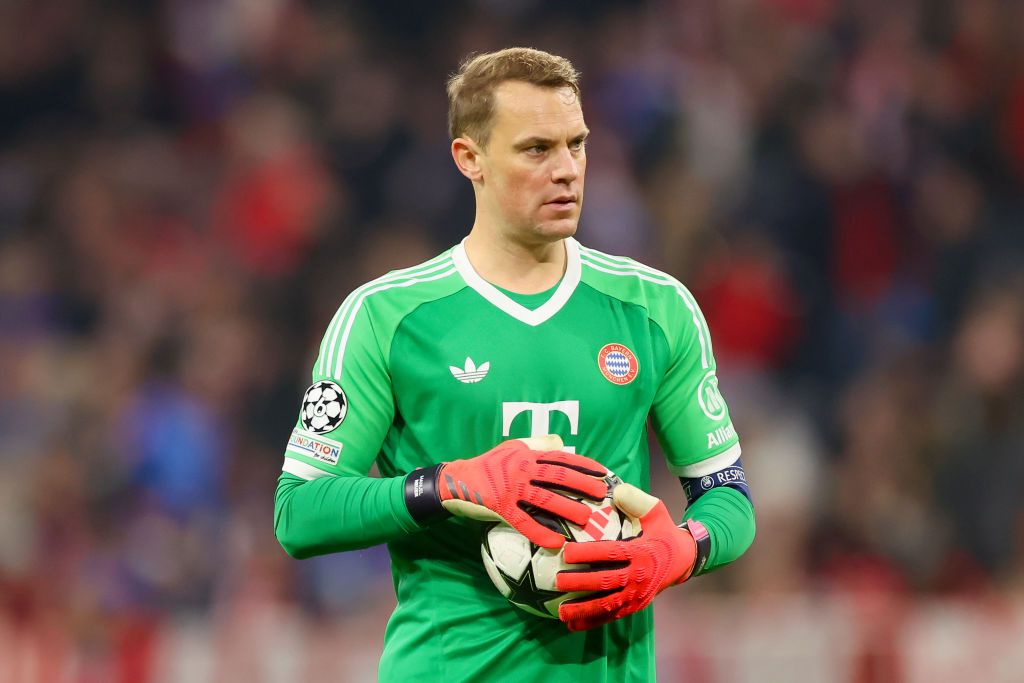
[649,283,741,477]
[282,294,395,480]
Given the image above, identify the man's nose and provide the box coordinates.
[551,147,579,183]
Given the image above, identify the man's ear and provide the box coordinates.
[451,136,484,182]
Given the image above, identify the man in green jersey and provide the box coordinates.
[275,47,756,682]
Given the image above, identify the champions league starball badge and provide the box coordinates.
[300,380,348,433]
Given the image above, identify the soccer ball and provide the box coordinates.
[481,473,639,619]
[300,380,348,433]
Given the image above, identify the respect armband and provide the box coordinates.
[680,458,751,505]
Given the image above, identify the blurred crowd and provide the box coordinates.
[2,0,1024,680]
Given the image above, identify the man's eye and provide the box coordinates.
[570,139,585,151]
[527,145,546,154]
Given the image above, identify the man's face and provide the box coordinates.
[475,81,588,243]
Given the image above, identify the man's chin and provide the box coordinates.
[534,218,579,241]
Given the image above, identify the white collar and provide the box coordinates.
[452,236,582,326]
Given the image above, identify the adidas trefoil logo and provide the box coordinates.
[450,357,490,384]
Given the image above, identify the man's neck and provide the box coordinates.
[463,227,568,294]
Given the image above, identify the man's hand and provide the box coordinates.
[405,435,609,548]
[555,483,698,631]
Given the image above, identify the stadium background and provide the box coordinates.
[2,0,1024,680]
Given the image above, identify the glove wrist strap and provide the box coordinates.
[679,519,711,581]
[404,464,451,524]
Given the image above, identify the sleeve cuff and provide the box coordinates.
[282,457,335,480]
[668,443,742,478]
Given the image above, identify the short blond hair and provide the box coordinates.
[447,47,581,147]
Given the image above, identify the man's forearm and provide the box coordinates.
[684,486,756,572]
[274,472,422,558]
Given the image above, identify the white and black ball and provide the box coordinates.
[481,473,639,619]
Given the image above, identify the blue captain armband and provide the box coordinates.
[680,458,752,505]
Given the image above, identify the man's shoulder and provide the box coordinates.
[576,242,709,353]
[576,242,689,303]
[346,247,465,308]
[316,248,465,364]
[321,247,466,340]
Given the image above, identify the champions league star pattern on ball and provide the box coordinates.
[300,380,348,433]
[481,473,639,619]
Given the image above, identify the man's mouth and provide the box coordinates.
[545,196,577,208]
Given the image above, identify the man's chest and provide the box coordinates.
[387,292,662,455]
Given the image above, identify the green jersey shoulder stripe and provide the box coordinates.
[579,246,713,355]
[579,248,714,369]
[332,263,459,379]
[318,251,453,376]
[318,251,455,378]
[581,249,716,368]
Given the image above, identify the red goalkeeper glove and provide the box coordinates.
[404,435,609,549]
[555,483,703,631]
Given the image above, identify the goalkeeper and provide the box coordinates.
[275,47,755,681]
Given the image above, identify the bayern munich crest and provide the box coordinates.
[598,343,639,385]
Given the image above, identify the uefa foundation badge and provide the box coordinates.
[598,343,639,385]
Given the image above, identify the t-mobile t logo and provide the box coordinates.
[501,401,580,452]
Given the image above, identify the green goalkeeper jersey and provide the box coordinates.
[275,237,750,682]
